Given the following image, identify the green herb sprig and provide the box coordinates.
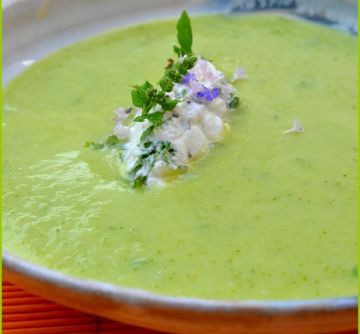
[127,10,197,187]
[173,10,193,57]
[88,11,199,188]
[131,10,196,132]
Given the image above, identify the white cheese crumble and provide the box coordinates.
[113,58,241,186]
[232,67,248,82]
[283,117,304,134]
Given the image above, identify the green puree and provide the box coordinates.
[3,14,358,300]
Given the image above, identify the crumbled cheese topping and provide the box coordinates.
[232,67,248,82]
[283,117,304,134]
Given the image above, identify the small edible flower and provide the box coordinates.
[113,107,131,123]
[195,86,220,102]
[88,11,242,188]
[182,72,196,84]
[232,67,248,82]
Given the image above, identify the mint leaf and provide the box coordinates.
[162,98,178,111]
[147,111,163,125]
[176,10,193,55]
[131,88,147,107]
[159,76,174,92]
[141,81,153,90]
[173,45,181,57]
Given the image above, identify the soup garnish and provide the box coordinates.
[87,11,241,188]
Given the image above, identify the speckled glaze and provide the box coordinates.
[2,0,358,333]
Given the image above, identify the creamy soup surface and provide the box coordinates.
[3,14,358,300]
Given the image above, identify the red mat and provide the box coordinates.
[2,281,163,334]
[2,281,357,334]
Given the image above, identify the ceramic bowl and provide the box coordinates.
[3,1,358,333]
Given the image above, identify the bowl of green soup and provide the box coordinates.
[2,0,358,333]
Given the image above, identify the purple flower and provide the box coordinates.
[182,72,196,84]
[195,87,220,102]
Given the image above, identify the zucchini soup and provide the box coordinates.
[3,14,358,300]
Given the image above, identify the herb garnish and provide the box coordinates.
[84,134,121,151]
[87,10,241,189]
[88,11,198,188]
[127,11,197,187]
[228,94,240,109]
[129,141,175,188]
[174,10,193,57]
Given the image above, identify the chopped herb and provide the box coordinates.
[147,111,164,126]
[159,76,174,92]
[161,98,179,111]
[131,257,151,269]
[84,141,105,150]
[229,94,240,109]
[131,88,147,107]
[129,140,176,187]
[105,134,120,146]
[133,175,147,188]
[352,266,358,278]
[84,134,122,151]
[140,125,155,142]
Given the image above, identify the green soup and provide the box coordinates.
[3,14,358,300]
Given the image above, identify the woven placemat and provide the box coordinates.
[2,281,357,334]
[2,281,164,334]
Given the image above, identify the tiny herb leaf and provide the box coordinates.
[133,175,147,188]
[131,88,147,107]
[147,111,163,125]
[105,134,120,146]
[161,98,179,111]
[140,125,155,142]
[229,95,240,109]
[134,115,146,122]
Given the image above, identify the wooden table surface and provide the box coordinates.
[2,280,357,334]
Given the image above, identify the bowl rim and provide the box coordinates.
[3,250,358,313]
